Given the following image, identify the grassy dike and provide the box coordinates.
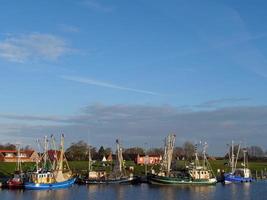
[1,160,267,179]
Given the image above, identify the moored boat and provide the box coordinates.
[6,144,25,189]
[24,134,76,190]
[147,134,217,185]
[223,141,254,183]
[84,139,139,184]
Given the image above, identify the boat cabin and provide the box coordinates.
[189,168,211,180]
[88,171,107,180]
[233,168,251,178]
[30,172,55,184]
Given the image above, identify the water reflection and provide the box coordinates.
[224,182,252,200]
[29,188,72,200]
[0,182,265,200]
[149,184,216,200]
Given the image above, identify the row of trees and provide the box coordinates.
[1,141,265,161]
[64,140,197,161]
[0,143,16,150]
[0,143,31,151]
[65,141,113,161]
[225,145,265,159]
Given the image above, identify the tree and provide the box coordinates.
[104,147,112,156]
[183,141,195,160]
[65,141,93,161]
[173,146,185,160]
[147,148,164,155]
[0,143,16,150]
[98,146,106,158]
[248,146,264,158]
[124,147,145,155]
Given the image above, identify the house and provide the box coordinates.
[0,149,39,162]
[136,154,162,165]
[107,153,113,162]
[47,150,61,161]
[102,155,107,162]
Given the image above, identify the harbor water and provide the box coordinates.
[1,181,267,200]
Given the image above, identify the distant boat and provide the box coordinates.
[223,141,254,183]
[6,144,25,189]
[24,134,76,190]
[83,139,139,184]
[147,134,217,185]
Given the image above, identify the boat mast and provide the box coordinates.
[57,134,64,172]
[231,141,234,173]
[43,136,48,170]
[50,134,57,171]
[202,142,207,169]
[234,143,241,171]
[116,139,124,173]
[88,145,92,172]
[161,134,175,176]
[243,148,247,169]
[16,144,22,173]
[194,143,199,167]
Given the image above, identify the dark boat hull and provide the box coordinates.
[147,173,217,185]
[84,176,140,184]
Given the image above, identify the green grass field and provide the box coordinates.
[1,160,267,178]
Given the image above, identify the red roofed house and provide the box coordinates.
[136,154,162,165]
[47,150,61,161]
[0,150,39,162]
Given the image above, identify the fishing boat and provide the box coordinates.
[24,134,76,190]
[223,141,254,183]
[147,134,217,185]
[84,139,139,184]
[6,144,25,189]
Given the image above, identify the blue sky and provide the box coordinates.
[1,0,267,154]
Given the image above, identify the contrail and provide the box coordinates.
[60,75,161,95]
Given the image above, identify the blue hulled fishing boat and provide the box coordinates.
[24,176,75,190]
[224,141,254,184]
[24,134,75,190]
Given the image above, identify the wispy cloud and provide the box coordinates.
[0,33,72,63]
[0,113,69,123]
[60,75,162,95]
[196,97,251,108]
[82,0,114,12]
[59,24,80,33]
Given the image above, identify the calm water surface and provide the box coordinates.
[1,182,267,200]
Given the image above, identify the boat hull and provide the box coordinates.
[7,179,24,189]
[147,174,217,185]
[24,178,76,190]
[224,173,254,183]
[84,176,140,185]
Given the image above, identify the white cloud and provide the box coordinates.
[0,33,72,62]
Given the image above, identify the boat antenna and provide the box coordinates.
[16,143,22,173]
